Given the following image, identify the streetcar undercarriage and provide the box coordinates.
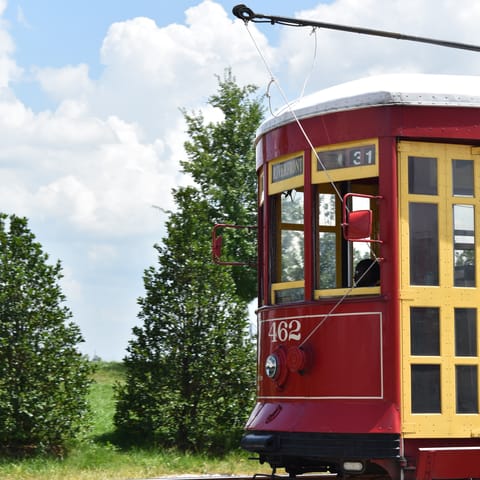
[242,432,400,477]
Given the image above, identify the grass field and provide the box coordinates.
[0,362,270,480]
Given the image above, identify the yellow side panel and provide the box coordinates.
[399,141,480,438]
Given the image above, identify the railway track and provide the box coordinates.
[139,475,335,480]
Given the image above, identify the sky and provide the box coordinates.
[1,0,480,360]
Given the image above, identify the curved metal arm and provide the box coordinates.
[232,4,480,53]
[212,223,257,267]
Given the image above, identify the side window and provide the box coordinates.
[452,159,475,287]
[408,156,439,286]
[453,204,475,287]
[270,189,304,303]
[409,202,439,285]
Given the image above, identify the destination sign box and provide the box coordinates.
[317,144,376,171]
[272,155,303,183]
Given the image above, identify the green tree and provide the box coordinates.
[114,187,256,452]
[115,71,262,452]
[0,214,93,455]
[182,69,264,301]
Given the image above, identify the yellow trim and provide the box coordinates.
[271,280,305,305]
[312,138,379,184]
[399,141,480,439]
[314,286,380,299]
[268,152,304,195]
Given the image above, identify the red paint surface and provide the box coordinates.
[259,312,382,398]
[416,447,480,479]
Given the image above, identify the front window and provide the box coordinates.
[315,178,380,295]
[266,140,381,305]
[318,191,337,289]
[270,189,304,304]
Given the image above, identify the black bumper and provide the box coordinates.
[241,431,400,472]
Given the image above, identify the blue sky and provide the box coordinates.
[0,0,479,360]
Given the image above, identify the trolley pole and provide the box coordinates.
[232,4,480,53]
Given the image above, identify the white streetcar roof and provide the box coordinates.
[258,73,480,136]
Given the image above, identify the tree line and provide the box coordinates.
[0,70,264,455]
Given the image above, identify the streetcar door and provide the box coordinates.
[399,141,480,438]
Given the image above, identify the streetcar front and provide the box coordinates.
[242,82,401,478]
[240,73,480,479]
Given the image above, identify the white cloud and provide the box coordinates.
[58,263,83,303]
[35,64,93,102]
[0,92,33,129]
[36,175,97,227]
[94,0,271,138]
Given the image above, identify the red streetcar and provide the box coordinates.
[222,6,480,479]
[234,73,480,480]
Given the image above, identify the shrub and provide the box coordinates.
[0,214,94,455]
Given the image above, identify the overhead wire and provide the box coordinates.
[299,27,318,100]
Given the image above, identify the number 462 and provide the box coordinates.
[268,320,301,343]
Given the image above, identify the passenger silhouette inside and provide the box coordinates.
[354,258,380,287]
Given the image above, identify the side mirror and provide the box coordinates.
[342,193,382,243]
[344,209,372,240]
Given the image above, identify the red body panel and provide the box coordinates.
[248,298,400,434]
[260,311,383,398]
[247,400,400,434]
[416,447,480,479]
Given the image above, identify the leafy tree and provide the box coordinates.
[115,71,262,452]
[114,187,256,452]
[0,214,93,455]
[182,69,264,301]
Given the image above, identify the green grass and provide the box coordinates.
[0,362,270,480]
[89,362,124,438]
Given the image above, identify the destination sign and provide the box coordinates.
[317,144,376,171]
[272,155,303,183]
